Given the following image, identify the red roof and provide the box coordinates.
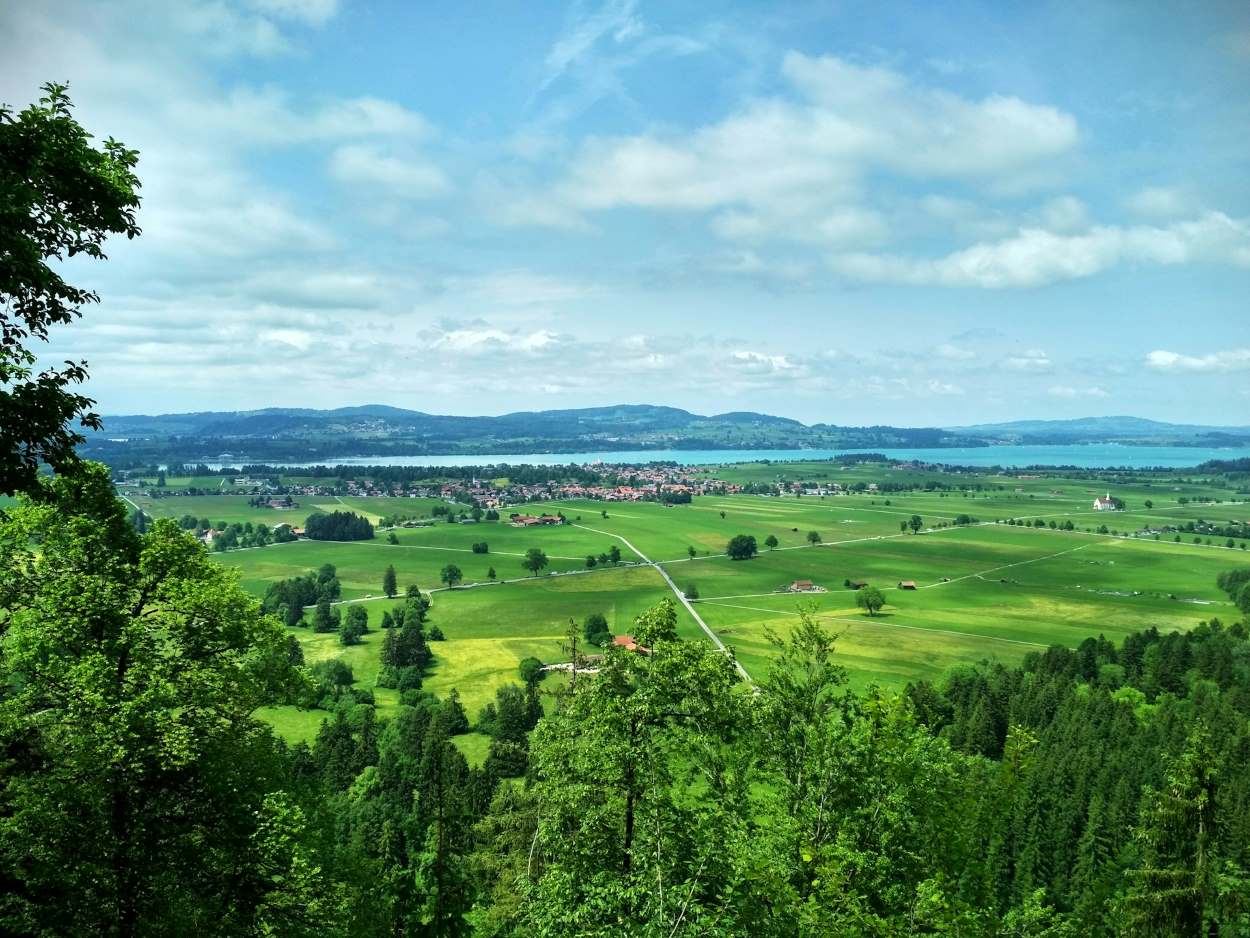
[612,634,652,654]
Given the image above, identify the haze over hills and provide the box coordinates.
[82,405,1250,465]
[87,404,977,463]
[947,415,1250,443]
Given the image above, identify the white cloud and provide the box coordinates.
[831,212,1250,288]
[516,51,1079,244]
[729,350,801,373]
[1003,350,1052,371]
[328,145,449,199]
[541,0,646,92]
[936,343,976,361]
[1039,195,1090,233]
[1125,186,1194,220]
[430,327,566,356]
[452,271,591,307]
[260,328,315,351]
[1145,349,1250,373]
[1048,385,1108,398]
[779,52,1078,180]
[247,0,340,26]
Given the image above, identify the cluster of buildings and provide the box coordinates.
[437,467,740,509]
[130,462,740,514]
[509,513,565,527]
[275,465,741,510]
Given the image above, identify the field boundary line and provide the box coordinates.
[695,601,1050,649]
[693,541,1094,603]
[301,561,649,609]
[923,541,1095,588]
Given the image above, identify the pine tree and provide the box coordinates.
[383,564,397,598]
[381,627,400,669]
[1118,726,1250,935]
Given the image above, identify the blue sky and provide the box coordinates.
[2,0,1248,425]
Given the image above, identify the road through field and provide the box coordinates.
[574,523,754,684]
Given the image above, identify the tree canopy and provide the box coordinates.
[0,84,141,495]
[726,533,758,560]
[304,510,374,541]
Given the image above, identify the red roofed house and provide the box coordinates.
[613,634,652,655]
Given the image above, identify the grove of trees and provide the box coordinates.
[303,510,374,541]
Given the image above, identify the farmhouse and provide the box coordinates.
[509,513,565,527]
[898,580,917,590]
[1093,493,1118,511]
[612,634,651,655]
[848,579,868,590]
[788,579,826,593]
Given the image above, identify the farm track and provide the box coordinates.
[693,540,1095,602]
[573,523,754,684]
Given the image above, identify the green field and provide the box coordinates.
[144,465,1247,747]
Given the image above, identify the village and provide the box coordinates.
[122,461,745,510]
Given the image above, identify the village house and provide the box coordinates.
[509,513,564,527]
[898,580,917,590]
[790,579,816,592]
[612,634,651,655]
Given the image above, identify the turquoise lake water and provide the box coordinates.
[202,443,1250,471]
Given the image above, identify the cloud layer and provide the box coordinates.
[0,0,1245,423]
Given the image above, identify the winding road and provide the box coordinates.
[573,523,753,684]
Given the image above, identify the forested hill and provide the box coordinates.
[83,403,983,463]
[947,415,1250,445]
[85,405,1250,464]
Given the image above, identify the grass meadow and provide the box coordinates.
[126,469,1246,755]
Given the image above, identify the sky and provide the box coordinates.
[2,0,1248,427]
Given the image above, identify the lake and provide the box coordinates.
[197,443,1250,471]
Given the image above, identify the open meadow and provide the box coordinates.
[122,461,1248,752]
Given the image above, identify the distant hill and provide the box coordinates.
[85,406,1250,465]
[948,416,1250,445]
[86,404,979,463]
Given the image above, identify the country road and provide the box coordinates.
[573,523,753,684]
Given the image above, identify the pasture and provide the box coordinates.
[147,466,1247,753]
